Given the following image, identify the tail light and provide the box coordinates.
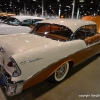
[7,57,21,77]
[7,62,13,67]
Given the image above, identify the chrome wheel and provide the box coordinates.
[53,62,69,82]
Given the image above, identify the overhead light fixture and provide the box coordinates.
[66,6,70,8]
[59,4,61,6]
[79,0,84,2]
[10,0,12,4]
[91,0,93,3]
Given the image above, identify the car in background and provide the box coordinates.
[0,16,45,34]
[0,19,100,96]
[0,13,15,23]
[2,16,45,26]
[82,15,100,33]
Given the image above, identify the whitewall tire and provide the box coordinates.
[50,62,69,82]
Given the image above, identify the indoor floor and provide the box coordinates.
[0,54,100,100]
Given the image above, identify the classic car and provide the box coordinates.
[0,15,45,34]
[0,19,100,96]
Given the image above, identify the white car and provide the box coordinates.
[0,16,45,34]
[0,19,100,96]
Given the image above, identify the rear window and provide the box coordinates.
[33,23,73,41]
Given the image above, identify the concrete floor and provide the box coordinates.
[0,54,100,100]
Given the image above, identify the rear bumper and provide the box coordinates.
[0,66,24,96]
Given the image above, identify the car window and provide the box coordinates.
[33,23,72,41]
[50,24,72,39]
[73,25,97,40]
[3,17,20,25]
[32,19,44,24]
[85,25,97,37]
[73,26,86,40]
[21,19,44,27]
[20,19,32,26]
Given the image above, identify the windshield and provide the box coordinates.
[33,23,73,41]
[3,17,20,25]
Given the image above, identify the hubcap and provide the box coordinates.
[55,64,67,79]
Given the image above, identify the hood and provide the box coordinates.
[0,33,53,54]
[0,24,31,34]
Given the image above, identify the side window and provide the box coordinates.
[34,23,50,33]
[12,19,20,25]
[50,24,72,39]
[73,25,97,40]
[21,19,32,26]
[74,26,86,40]
[61,26,72,38]
[32,19,43,24]
[3,17,20,25]
[85,25,97,37]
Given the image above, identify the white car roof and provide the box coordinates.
[12,16,45,22]
[41,19,96,32]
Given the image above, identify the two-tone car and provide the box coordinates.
[0,19,100,96]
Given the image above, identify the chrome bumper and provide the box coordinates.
[0,66,24,96]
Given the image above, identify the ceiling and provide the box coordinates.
[0,0,100,18]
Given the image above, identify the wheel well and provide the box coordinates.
[68,60,74,68]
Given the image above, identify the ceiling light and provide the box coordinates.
[57,0,60,2]
[66,6,70,8]
[64,9,67,11]
[91,0,93,3]
[9,4,12,6]
[79,0,84,2]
